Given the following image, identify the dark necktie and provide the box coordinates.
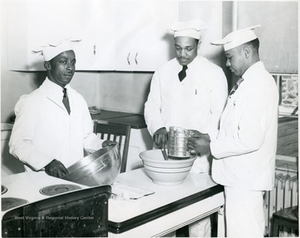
[229,78,244,96]
[62,88,71,114]
[178,65,188,82]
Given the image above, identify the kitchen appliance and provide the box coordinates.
[2,198,28,212]
[2,185,8,195]
[139,149,196,186]
[39,184,81,196]
[2,185,111,237]
[62,144,121,187]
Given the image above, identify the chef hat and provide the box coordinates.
[168,20,208,40]
[211,25,261,51]
[33,39,81,61]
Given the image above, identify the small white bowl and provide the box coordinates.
[139,150,196,186]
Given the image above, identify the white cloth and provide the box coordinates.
[224,187,265,237]
[145,56,228,172]
[210,61,279,190]
[211,25,260,51]
[9,78,102,171]
[144,56,228,237]
[169,20,207,40]
[33,39,81,61]
[145,56,228,137]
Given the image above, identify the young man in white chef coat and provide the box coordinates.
[144,20,228,237]
[9,39,111,178]
[188,26,279,237]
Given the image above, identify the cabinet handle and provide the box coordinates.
[127,53,131,65]
[135,52,138,65]
[93,45,96,55]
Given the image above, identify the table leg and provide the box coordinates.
[217,206,225,237]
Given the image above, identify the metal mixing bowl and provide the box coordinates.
[62,144,121,187]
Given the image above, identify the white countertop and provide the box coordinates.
[109,168,221,222]
[2,169,221,218]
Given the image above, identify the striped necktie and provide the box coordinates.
[229,78,244,96]
[62,88,71,114]
[178,65,188,82]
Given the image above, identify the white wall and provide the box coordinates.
[2,1,298,122]
[236,1,298,74]
[98,72,152,114]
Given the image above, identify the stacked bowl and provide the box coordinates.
[139,149,196,186]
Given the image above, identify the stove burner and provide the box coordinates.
[2,197,29,211]
[1,185,8,195]
[40,184,81,196]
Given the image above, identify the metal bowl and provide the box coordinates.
[62,144,121,187]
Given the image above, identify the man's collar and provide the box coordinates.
[242,61,264,80]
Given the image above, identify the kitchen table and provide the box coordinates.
[108,168,225,237]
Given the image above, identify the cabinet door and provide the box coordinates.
[88,0,116,70]
[115,0,178,71]
[7,0,115,71]
[114,0,136,71]
[6,0,30,70]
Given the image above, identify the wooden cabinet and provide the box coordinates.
[7,0,177,71]
[114,0,178,71]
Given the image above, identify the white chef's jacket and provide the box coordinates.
[144,56,228,136]
[210,62,279,191]
[9,78,102,171]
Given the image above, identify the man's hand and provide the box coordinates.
[102,140,118,148]
[153,127,168,149]
[187,131,211,156]
[45,159,69,178]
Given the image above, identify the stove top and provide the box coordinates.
[1,185,8,195]
[39,184,81,196]
[2,197,29,211]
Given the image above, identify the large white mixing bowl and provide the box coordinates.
[139,150,196,186]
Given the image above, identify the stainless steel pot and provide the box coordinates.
[62,144,121,187]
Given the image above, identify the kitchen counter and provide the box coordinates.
[108,169,224,237]
[1,169,225,237]
[91,110,147,129]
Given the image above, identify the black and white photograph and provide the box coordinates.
[1,0,298,237]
